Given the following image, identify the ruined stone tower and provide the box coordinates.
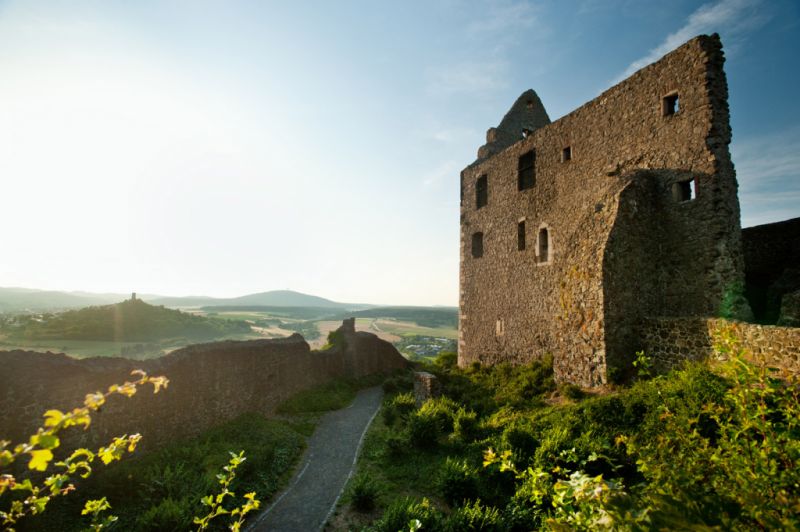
[458,34,746,386]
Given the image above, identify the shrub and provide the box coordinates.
[435,351,458,370]
[348,474,379,513]
[443,499,503,531]
[418,396,459,434]
[373,497,441,532]
[407,411,440,449]
[384,433,408,458]
[559,383,585,401]
[452,408,479,444]
[501,425,538,465]
[390,392,417,421]
[437,458,479,506]
[137,497,190,530]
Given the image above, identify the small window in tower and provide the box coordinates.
[672,178,695,202]
[562,146,572,162]
[476,175,488,209]
[517,220,526,251]
[663,93,679,116]
[518,149,536,191]
[495,318,505,336]
[538,227,549,263]
[472,232,484,258]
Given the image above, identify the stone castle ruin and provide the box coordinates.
[458,34,799,386]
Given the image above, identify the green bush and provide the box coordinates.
[435,351,458,370]
[559,383,585,401]
[373,497,442,532]
[384,434,408,458]
[452,408,479,444]
[437,458,479,506]
[407,411,440,449]
[390,392,417,421]
[418,396,459,434]
[137,496,191,530]
[501,425,538,465]
[348,474,379,513]
[276,378,357,414]
[443,499,503,532]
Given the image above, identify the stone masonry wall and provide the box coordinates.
[0,322,408,451]
[642,317,800,374]
[459,34,743,386]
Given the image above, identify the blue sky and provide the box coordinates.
[1,0,798,305]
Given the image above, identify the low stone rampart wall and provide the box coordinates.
[0,322,408,451]
[641,317,800,373]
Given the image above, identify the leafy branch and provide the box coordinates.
[0,370,169,530]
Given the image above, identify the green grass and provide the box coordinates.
[11,374,392,531]
[21,413,306,531]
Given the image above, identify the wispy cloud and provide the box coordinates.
[422,160,460,188]
[732,126,800,227]
[466,0,540,35]
[427,60,510,95]
[614,0,769,82]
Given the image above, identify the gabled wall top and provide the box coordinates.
[476,89,550,161]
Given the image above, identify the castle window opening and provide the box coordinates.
[518,149,536,190]
[495,318,505,336]
[472,232,484,258]
[562,146,572,162]
[663,93,680,116]
[476,175,488,209]
[672,178,695,202]
[538,227,549,263]
[518,220,526,250]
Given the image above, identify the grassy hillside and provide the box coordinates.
[1,299,250,342]
[333,307,458,329]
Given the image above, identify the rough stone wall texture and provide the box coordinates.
[459,34,745,386]
[413,372,441,407]
[642,317,800,374]
[0,321,408,450]
[741,217,800,322]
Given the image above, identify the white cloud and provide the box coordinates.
[615,0,769,82]
[427,60,510,95]
[467,0,540,35]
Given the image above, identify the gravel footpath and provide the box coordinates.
[248,386,383,531]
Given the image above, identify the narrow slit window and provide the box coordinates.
[663,93,679,116]
[672,179,695,202]
[475,175,488,209]
[538,227,549,263]
[517,221,526,251]
[471,232,484,258]
[562,146,572,162]
[518,149,535,191]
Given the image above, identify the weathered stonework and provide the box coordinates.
[459,34,747,386]
[413,371,441,407]
[642,317,800,374]
[0,320,408,450]
[742,217,800,323]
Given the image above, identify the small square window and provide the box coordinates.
[663,93,679,116]
[672,179,695,202]
[562,146,572,162]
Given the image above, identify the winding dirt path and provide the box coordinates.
[248,386,383,532]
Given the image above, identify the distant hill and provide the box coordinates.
[2,299,250,342]
[0,287,366,312]
[149,290,358,309]
[0,287,128,312]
